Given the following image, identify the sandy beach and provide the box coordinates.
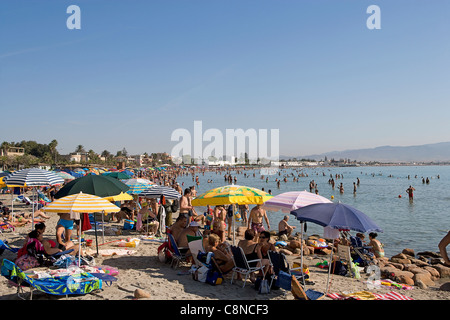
[0,192,449,302]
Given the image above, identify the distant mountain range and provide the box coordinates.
[281,142,450,163]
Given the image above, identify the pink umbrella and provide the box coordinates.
[262,190,332,213]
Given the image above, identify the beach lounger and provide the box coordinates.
[0,221,15,233]
[230,245,264,288]
[1,259,102,300]
[167,233,189,269]
[0,239,19,255]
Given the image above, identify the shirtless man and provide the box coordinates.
[406,185,415,200]
[179,188,193,227]
[278,215,296,237]
[170,215,188,241]
[248,204,270,234]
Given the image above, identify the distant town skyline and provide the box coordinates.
[1,1,450,157]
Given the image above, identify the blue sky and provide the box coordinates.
[1,1,449,157]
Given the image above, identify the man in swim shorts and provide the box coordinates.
[248,204,270,235]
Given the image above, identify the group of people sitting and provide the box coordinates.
[169,212,277,281]
[14,222,82,271]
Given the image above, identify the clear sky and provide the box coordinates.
[1,0,449,158]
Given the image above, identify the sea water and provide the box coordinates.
[176,165,450,257]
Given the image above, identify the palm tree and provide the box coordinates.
[75,145,85,153]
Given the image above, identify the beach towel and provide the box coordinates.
[327,291,414,300]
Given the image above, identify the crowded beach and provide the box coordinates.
[0,165,449,301]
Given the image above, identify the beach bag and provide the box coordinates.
[171,200,179,213]
[195,266,209,283]
[331,260,348,276]
[276,270,292,290]
[15,254,40,271]
[206,270,223,285]
[259,278,270,294]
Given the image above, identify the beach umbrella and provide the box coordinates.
[291,202,383,293]
[262,190,332,287]
[42,191,121,264]
[291,202,383,234]
[122,178,155,195]
[262,190,332,213]
[103,192,133,202]
[0,172,11,178]
[102,171,131,180]
[5,168,64,226]
[53,171,76,181]
[54,174,130,199]
[140,185,181,200]
[191,185,273,245]
[191,184,273,206]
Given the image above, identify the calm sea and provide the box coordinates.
[176,165,450,257]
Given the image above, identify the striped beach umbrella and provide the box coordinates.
[263,190,332,213]
[191,184,273,206]
[5,168,64,187]
[140,185,181,200]
[43,192,120,264]
[53,171,76,181]
[4,168,64,227]
[122,178,155,195]
[42,191,120,214]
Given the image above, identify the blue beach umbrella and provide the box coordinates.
[291,202,382,294]
[291,202,383,233]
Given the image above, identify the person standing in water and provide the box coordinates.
[406,185,415,200]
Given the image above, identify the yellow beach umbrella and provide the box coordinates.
[191,184,273,206]
[42,191,120,214]
[191,185,273,245]
[42,192,121,261]
[0,177,6,189]
[103,192,133,202]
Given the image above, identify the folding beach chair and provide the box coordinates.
[349,236,375,267]
[187,234,206,267]
[167,233,189,269]
[230,245,264,288]
[268,250,309,291]
[291,275,324,300]
[1,259,102,300]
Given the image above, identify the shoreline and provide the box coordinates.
[0,193,449,300]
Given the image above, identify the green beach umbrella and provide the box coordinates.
[102,171,132,180]
[54,174,130,199]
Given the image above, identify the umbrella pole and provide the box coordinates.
[10,191,14,222]
[300,222,305,287]
[326,243,334,294]
[232,204,236,246]
[102,210,105,244]
[31,187,35,229]
[94,212,99,256]
[78,213,82,267]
